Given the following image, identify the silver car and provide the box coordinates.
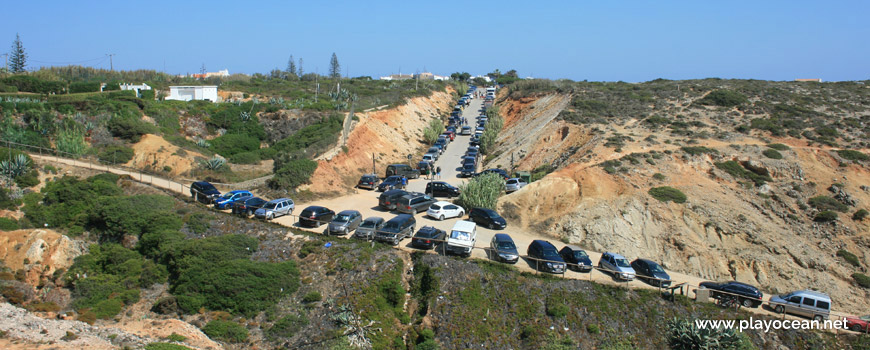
[354,217,385,240]
[254,198,294,220]
[328,210,363,235]
[505,178,527,193]
[598,252,636,281]
[769,290,831,321]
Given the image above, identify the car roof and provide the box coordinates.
[789,290,831,300]
[388,213,414,221]
[493,233,514,242]
[193,181,214,187]
[363,216,384,222]
[382,189,407,195]
[531,240,557,249]
[303,205,325,211]
[451,220,476,231]
[431,201,453,206]
[266,198,291,203]
[634,258,659,265]
[337,210,360,215]
[227,190,249,194]
[563,245,585,252]
[725,281,758,288]
[473,207,496,214]
[604,252,628,260]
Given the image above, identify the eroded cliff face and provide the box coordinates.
[304,90,455,194]
[0,229,87,287]
[494,91,870,311]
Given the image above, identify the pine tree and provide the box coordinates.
[297,58,304,76]
[286,55,297,76]
[329,53,341,79]
[9,33,27,73]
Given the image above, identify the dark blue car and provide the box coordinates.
[190,181,220,203]
[214,190,253,209]
[559,245,593,272]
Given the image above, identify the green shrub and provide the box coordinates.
[93,195,181,241]
[648,186,687,203]
[107,116,157,143]
[423,119,445,145]
[379,278,405,308]
[680,146,717,156]
[14,169,40,188]
[92,298,123,319]
[837,150,869,161]
[98,146,135,165]
[268,158,317,190]
[202,320,248,343]
[668,317,742,350]
[767,143,790,151]
[714,160,772,186]
[456,173,503,210]
[762,149,783,159]
[0,218,18,231]
[853,273,870,289]
[228,151,260,164]
[266,314,309,341]
[546,298,568,318]
[837,249,861,267]
[807,196,849,212]
[145,343,193,350]
[209,133,260,158]
[301,291,322,303]
[166,333,187,342]
[652,173,666,181]
[853,209,869,221]
[56,126,88,156]
[696,89,748,107]
[814,211,838,222]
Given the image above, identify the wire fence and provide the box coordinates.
[3,139,868,334]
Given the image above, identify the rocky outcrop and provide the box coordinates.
[0,229,87,287]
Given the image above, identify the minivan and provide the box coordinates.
[769,290,831,321]
[396,193,436,215]
[254,198,294,220]
[378,189,409,210]
[190,181,220,203]
[385,164,420,179]
[527,240,566,273]
[375,214,416,245]
[598,252,636,281]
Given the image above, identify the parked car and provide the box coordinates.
[411,226,446,250]
[435,138,448,150]
[769,290,831,321]
[190,181,220,203]
[460,126,472,135]
[698,281,763,308]
[255,198,294,220]
[422,154,437,163]
[475,126,485,134]
[527,240,566,273]
[462,156,478,167]
[232,197,268,217]
[846,315,870,333]
[425,181,461,198]
[354,217,385,240]
[386,164,420,179]
[460,164,477,177]
[357,174,380,190]
[214,190,253,210]
[375,214,416,245]
[378,189,409,210]
[442,131,455,141]
[559,245,593,272]
[418,161,434,173]
[465,149,479,158]
[328,210,363,235]
[426,201,464,220]
[427,146,443,156]
[598,252,636,281]
[490,233,519,264]
[470,135,481,146]
[505,178,527,193]
[475,168,509,180]
[378,175,406,191]
[630,259,671,287]
[468,208,507,230]
[298,206,335,227]
[396,192,437,214]
[446,220,477,257]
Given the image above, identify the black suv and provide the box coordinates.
[378,175,406,192]
[396,192,437,215]
[527,240,566,274]
[378,189,408,211]
[232,197,268,217]
[631,259,671,288]
[357,174,380,190]
[411,226,445,250]
[298,206,335,228]
[475,168,509,180]
[699,281,764,308]
[468,208,507,230]
[375,214,416,245]
[425,181,460,198]
[559,245,593,272]
[385,164,420,179]
[460,163,476,177]
[190,181,220,203]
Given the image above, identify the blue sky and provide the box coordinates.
[2,0,868,81]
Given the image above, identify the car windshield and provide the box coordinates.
[507,179,517,184]
[574,251,588,259]
[383,222,399,230]
[497,241,516,250]
[430,204,441,210]
[220,193,236,199]
[360,220,378,228]
[362,176,375,182]
[615,258,630,268]
[862,316,870,321]
[542,249,560,259]
[450,230,470,240]
[485,211,500,218]
[264,203,278,209]
[334,214,353,222]
[649,264,665,273]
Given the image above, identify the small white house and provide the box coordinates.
[119,83,152,98]
[167,86,219,102]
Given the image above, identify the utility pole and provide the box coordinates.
[107,53,115,71]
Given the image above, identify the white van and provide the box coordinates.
[447,220,477,257]
[769,290,831,321]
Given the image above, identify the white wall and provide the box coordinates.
[167,86,218,102]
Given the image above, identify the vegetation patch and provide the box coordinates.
[714,160,772,186]
[456,173,504,210]
[837,249,861,267]
[266,314,309,341]
[695,89,748,107]
[853,273,870,289]
[202,320,248,343]
[813,211,838,222]
[680,146,717,156]
[648,187,687,203]
[762,149,783,159]
[145,343,193,350]
[853,209,868,221]
[836,149,869,162]
[767,143,790,151]
[807,196,849,212]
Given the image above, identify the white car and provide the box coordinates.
[422,153,436,163]
[505,178,527,193]
[426,201,465,221]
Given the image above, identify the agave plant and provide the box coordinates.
[0,154,31,179]
[202,156,226,171]
[239,111,251,122]
[196,138,211,148]
[330,304,376,348]
[667,317,741,350]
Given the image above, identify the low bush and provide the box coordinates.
[814,211,838,222]
[209,133,260,158]
[808,196,849,212]
[145,343,193,350]
[853,273,870,289]
[0,217,17,231]
[767,143,791,151]
[695,89,748,107]
[301,291,322,303]
[648,186,687,203]
[667,317,742,350]
[266,314,309,341]
[107,116,157,143]
[837,249,861,267]
[853,209,869,221]
[201,320,248,343]
[98,146,135,165]
[455,173,503,210]
[546,298,568,318]
[228,151,260,164]
[166,333,187,342]
[837,150,869,161]
[652,173,666,181]
[680,146,717,156]
[762,149,783,159]
[14,169,40,188]
[422,119,445,145]
[714,160,772,186]
[268,158,318,190]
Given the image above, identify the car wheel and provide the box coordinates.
[813,315,824,322]
[393,238,399,246]
[439,215,444,221]
[741,298,753,308]
[268,213,274,220]
[850,325,862,332]
[774,305,784,314]
[246,209,253,216]
[412,208,417,215]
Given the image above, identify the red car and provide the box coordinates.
[443,130,455,141]
[846,315,870,333]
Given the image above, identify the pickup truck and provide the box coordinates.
[447,220,477,257]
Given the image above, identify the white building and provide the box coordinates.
[166,86,219,102]
[119,83,152,98]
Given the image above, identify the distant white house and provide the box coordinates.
[166,86,219,102]
[119,83,152,98]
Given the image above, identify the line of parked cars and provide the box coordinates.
[190,181,294,220]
